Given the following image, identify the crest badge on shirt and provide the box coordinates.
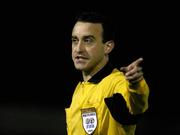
[81,107,97,134]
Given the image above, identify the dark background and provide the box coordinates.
[1,2,179,135]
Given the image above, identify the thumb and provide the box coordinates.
[120,67,128,72]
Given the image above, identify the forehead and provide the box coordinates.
[72,22,103,37]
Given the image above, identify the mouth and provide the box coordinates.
[74,56,88,63]
[75,56,88,60]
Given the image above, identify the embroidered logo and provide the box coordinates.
[81,107,97,134]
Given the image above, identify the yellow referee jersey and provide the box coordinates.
[65,63,149,135]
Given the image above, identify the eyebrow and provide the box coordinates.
[71,36,77,39]
[83,35,95,39]
[71,35,95,39]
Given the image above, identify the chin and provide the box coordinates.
[74,65,85,71]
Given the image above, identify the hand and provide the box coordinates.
[120,58,144,84]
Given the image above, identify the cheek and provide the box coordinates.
[71,51,75,60]
[90,48,104,59]
[95,46,104,55]
[71,48,75,56]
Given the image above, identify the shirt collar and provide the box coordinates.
[81,62,114,84]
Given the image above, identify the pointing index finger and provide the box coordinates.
[131,57,143,66]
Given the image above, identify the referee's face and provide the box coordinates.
[71,21,109,73]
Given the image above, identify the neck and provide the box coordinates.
[82,57,109,82]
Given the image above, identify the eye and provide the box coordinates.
[85,39,92,43]
[84,37,94,44]
[72,38,78,45]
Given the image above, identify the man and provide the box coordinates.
[65,12,149,135]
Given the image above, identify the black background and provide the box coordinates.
[1,2,179,135]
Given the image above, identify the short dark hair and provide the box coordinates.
[74,11,115,43]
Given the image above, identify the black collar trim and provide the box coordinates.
[81,62,114,84]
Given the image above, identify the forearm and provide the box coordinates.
[127,79,150,114]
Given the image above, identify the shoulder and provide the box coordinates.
[102,68,127,85]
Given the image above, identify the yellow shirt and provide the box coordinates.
[66,66,149,135]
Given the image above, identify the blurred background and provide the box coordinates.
[1,2,179,135]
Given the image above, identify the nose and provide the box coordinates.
[74,41,85,52]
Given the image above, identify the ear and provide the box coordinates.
[104,40,115,55]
